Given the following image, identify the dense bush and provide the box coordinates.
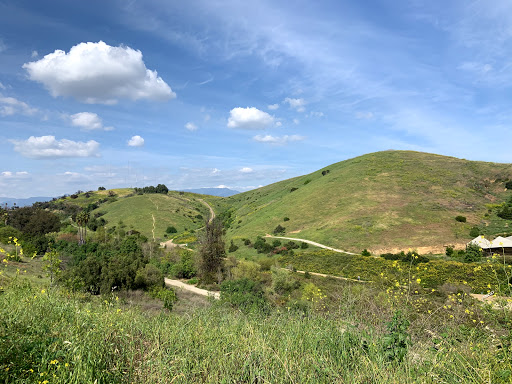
[505,180,512,189]
[220,278,267,311]
[290,187,298,192]
[228,240,239,253]
[134,264,164,290]
[361,249,371,256]
[498,205,512,220]
[166,226,177,234]
[469,226,480,237]
[455,215,467,222]
[464,243,482,263]
[271,267,300,294]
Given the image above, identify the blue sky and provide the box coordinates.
[1,0,511,198]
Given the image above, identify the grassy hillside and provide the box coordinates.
[223,151,512,253]
[47,189,217,242]
[94,192,214,241]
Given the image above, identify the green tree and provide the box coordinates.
[464,243,483,263]
[198,218,225,284]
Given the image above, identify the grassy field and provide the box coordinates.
[1,273,511,383]
[223,150,512,253]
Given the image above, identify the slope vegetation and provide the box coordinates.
[223,151,512,253]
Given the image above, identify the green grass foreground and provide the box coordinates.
[1,282,511,383]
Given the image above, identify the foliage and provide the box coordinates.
[301,282,326,311]
[228,240,239,253]
[464,243,482,263]
[232,260,261,281]
[198,218,225,284]
[42,249,62,286]
[134,264,164,290]
[361,248,371,256]
[98,186,106,190]
[445,246,454,257]
[283,217,290,221]
[220,278,267,311]
[506,180,512,189]
[271,267,300,294]
[7,207,61,236]
[165,226,177,234]
[273,225,286,235]
[469,226,480,237]
[148,287,177,311]
[498,205,512,220]
[134,184,169,195]
[455,215,467,222]
[383,310,410,363]
[171,252,196,279]
[301,242,309,249]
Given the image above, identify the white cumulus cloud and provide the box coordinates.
[284,97,306,112]
[0,94,38,116]
[268,103,279,110]
[10,136,99,159]
[240,167,253,173]
[227,107,274,130]
[127,135,145,147]
[185,122,197,131]
[70,112,113,131]
[253,134,305,145]
[23,41,176,104]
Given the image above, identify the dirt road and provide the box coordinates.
[265,234,358,255]
[198,198,215,223]
[164,278,220,299]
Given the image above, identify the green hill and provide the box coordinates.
[48,189,217,242]
[222,151,512,253]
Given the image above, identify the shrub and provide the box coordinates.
[303,179,311,185]
[464,243,482,263]
[220,278,266,311]
[134,264,164,290]
[469,226,480,237]
[301,242,309,249]
[361,249,371,256]
[271,267,300,294]
[283,217,290,222]
[498,205,512,220]
[171,252,196,279]
[228,240,239,253]
[98,186,106,190]
[455,215,467,222]
[445,246,454,257]
[166,226,178,234]
[321,170,330,176]
[273,225,286,235]
[149,287,178,311]
[290,187,298,192]
[232,260,261,281]
[505,180,512,189]
[272,239,282,247]
[243,238,251,246]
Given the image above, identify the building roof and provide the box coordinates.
[469,235,512,249]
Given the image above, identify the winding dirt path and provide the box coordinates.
[164,278,220,299]
[265,234,358,255]
[198,198,215,223]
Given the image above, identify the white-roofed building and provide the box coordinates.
[469,235,512,255]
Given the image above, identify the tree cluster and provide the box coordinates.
[134,184,169,195]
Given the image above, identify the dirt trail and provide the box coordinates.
[198,198,215,223]
[470,293,512,310]
[293,269,371,283]
[164,278,220,299]
[265,234,358,255]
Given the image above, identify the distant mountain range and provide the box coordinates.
[0,196,54,208]
[180,187,240,197]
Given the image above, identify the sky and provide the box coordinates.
[1,0,511,198]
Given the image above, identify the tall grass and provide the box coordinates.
[1,281,510,383]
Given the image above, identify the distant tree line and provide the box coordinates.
[134,184,169,195]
